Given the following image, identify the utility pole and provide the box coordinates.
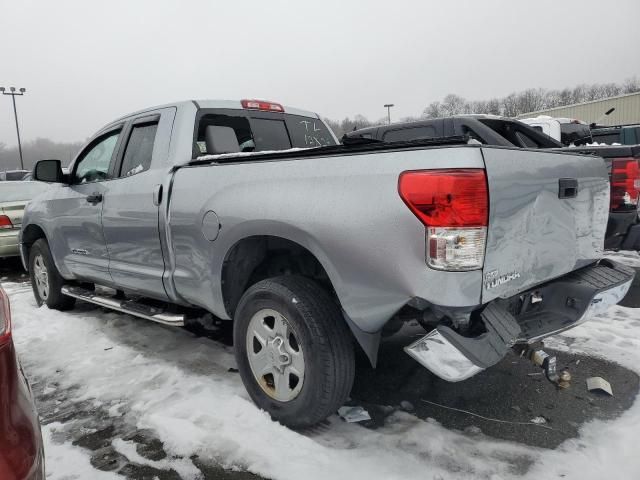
[384,103,394,125]
[1,86,27,170]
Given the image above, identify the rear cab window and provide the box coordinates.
[195,109,336,156]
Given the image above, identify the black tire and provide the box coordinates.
[29,238,76,310]
[233,275,355,428]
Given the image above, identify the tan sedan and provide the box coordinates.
[0,181,51,258]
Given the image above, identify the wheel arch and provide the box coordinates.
[20,223,49,268]
[219,234,380,366]
[220,234,338,318]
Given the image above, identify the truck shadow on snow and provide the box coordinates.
[349,324,639,449]
[187,316,639,450]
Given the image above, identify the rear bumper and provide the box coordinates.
[406,260,634,382]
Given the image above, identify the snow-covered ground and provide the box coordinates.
[6,254,640,480]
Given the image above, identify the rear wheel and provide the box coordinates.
[234,276,355,428]
[29,239,75,310]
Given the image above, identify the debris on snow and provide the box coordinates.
[337,406,372,423]
[586,377,614,396]
[529,416,547,425]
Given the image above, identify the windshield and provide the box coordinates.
[195,109,336,156]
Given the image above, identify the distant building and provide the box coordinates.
[518,91,640,125]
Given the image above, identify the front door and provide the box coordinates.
[50,127,122,284]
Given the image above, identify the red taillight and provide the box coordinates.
[241,99,285,113]
[398,169,489,271]
[398,169,488,227]
[0,215,13,229]
[0,287,11,345]
[610,157,640,211]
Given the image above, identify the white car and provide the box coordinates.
[520,115,593,146]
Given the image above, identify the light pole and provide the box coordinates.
[384,103,394,125]
[0,86,26,170]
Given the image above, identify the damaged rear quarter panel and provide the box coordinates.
[168,146,486,333]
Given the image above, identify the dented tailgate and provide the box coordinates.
[481,147,609,302]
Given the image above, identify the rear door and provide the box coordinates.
[481,147,609,302]
[101,107,176,300]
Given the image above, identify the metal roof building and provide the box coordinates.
[517,92,640,125]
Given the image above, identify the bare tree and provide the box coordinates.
[441,94,469,116]
[422,101,442,118]
[0,138,84,171]
[622,76,640,94]
[420,77,640,119]
[501,93,520,118]
[323,77,640,139]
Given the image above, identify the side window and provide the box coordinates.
[73,131,120,184]
[119,122,158,177]
[382,126,436,142]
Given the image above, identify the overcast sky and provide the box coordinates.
[1,0,639,146]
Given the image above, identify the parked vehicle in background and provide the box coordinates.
[0,170,31,182]
[565,144,640,250]
[591,124,640,145]
[21,99,634,428]
[349,115,640,252]
[519,116,593,146]
[344,114,562,148]
[0,182,51,258]
[0,286,45,479]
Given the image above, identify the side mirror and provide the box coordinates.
[33,159,64,183]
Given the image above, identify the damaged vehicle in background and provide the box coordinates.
[21,99,634,428]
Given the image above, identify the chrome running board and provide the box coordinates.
[61,286,185,326]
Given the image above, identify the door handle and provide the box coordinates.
[86,193,103,205]
[558,178,578,199]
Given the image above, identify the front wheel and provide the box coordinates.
[234,276,355,428]
[29,239,75,310]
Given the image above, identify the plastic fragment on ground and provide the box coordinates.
[586,376,613,396]
[337,406,371,423]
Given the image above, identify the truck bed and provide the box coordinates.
[169,143,609,333]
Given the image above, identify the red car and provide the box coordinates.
[0,286,45,479]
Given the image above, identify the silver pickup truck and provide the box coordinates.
[21,99,634,428]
